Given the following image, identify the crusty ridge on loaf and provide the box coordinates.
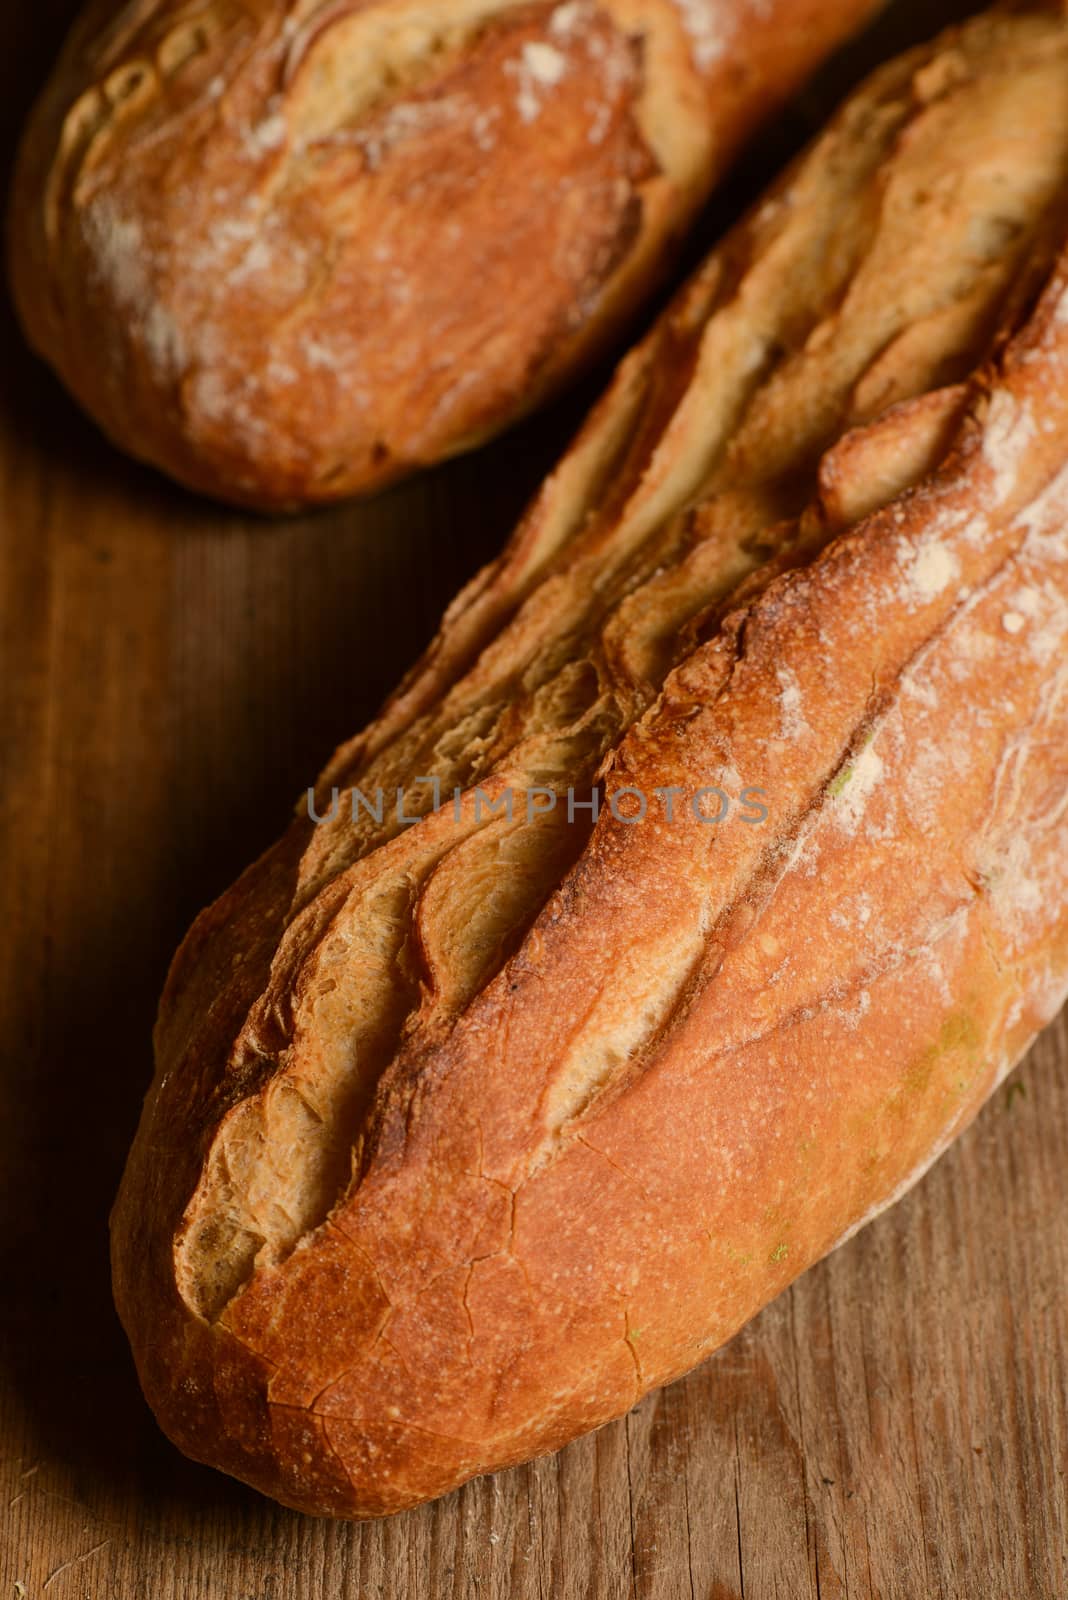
[112,6,1068,1517]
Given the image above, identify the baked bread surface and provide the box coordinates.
[111,5,1068,1516]
[8,0,877,509]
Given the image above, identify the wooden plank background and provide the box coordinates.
[1,2,1066,1595]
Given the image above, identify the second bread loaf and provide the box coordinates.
[8,0,878,509]
[111,3,1068,1517]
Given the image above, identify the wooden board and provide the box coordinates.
[2,3,1066,1595]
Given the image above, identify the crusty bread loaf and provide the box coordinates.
[111,5,1068,1517]
[8,0,877,511]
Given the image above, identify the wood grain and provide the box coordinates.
[1,3,1066,1596]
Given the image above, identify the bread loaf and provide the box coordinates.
[8,0,877,511]
[111,5,1068,1517]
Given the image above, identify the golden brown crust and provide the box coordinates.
[112,4,1068,1517]
[8,0,878,509]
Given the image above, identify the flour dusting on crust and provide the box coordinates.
[672,0,731,69]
